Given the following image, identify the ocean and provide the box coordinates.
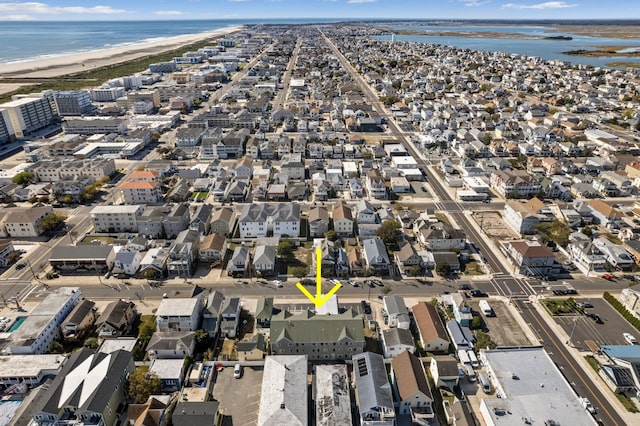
[2,20,639,68]
[0,19,336,64]
[377,23,640,68]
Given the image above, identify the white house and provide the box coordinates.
[156,297,202,332]
[238,203,300,238]
[382,328,416,358]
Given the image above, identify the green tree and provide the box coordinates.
[380,286,392,296]
[277,238,294,258]
[435,262,451,276]
[83,337,99,349]
[325,230,338,242]
[151,131,161,142]
[376,220,401,245]
[408,265,423,277]
[12,171,35,185]
[291,266,308,278]
[49,341,64,354]
[194,329,210,352]
[581,226,593,238]
[534,220,571,248]
[137,317,156,343]
[41,213,67,232]
[142,269,159,280]
[62,194,74,204]
[128,366,161,404]
[470,316,483,330]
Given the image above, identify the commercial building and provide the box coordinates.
[257,355,308,426]
[479,347,597,426]
[90,204,144,233]
[62,116,128,134]
[90,86,125,102]
[0,354,66,388]
[49,245,115,273]
[270,309,365,360]
[0,96,57,138]
[9,287,81,354]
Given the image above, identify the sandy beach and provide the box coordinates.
[0,26,243,80]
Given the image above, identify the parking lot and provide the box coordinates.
[212,365,263,426]
[469,300,533,347]
[552,298,640,352]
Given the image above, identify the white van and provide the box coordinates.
[479,373,491,393]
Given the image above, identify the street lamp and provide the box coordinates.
[568,316,579,347]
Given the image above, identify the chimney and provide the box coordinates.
[280,403,285,409]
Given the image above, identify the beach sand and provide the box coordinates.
[0,26,243,80]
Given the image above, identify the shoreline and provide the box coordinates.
[0,26,244,80]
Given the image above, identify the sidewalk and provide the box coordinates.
[530,296,639,424]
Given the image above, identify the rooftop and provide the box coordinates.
[0,354,66,377]
[258,355,308,426]
[156,297,199,317]
[315,364,352,426]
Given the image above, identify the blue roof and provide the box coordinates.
[601,345,640,362]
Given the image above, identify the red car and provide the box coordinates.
[602,273,614,281]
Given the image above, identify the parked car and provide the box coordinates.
[470,290,487,297]
[348,280,358,287]
[578,302,594,309]
[360,300,371,315]
[623,333,638,345]
[15,263,26,270]
[233,363,243,379]
[272,280,283,288]
[602,273,614,281]
[587,313,603,324]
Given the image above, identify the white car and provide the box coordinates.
[623,333,638,345]
[233,363,243,379]
[272,280,283,288]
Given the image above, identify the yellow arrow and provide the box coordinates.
[296,247,342,308]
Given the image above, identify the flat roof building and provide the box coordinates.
[314,364,352,426]
[479,347,597,426]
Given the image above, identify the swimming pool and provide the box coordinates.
[8,317,27,332]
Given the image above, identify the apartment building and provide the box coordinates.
[90,86,125,102]
[0,109,16,145]
[0,96,57,137]
[28,158,116,182]
[0,206,53,237]
[238,203,300,238]
[90,205,144,233]
[270,309,365,360]
[490,170,542,198]
[53,91,94,116]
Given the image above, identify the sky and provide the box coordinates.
[0,0,638,21]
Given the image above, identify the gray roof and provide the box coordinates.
[255,297,274,321]
[31,349,133,417]
[384,295,408,316]
[362,237,390,265]
[352,352,395,421]
[239,202,300,223]
[253,245,276,265]
[446,320,475,349]
[270,309,364,345]
[62,299,95,327]
[258,355,308,426]
[147,331,195,353]
[203,291,224,317]
[50,245,112,261]
[236,333,266,353]
[315,364,352,426]
[95,300,135,332]
[221,297,240,316]
[382,327,414,348]
[172,401,220,426]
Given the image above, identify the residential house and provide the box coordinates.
[26,349,134,426]
[0,239,14,267]
[95,299,136,338]
[255,296,274,329]
[366,169,388,200]
[147,331,196,360]
[190,203,213,235]
[280,153,305,180]
[127,396,172,426]
[356,199,377,224]
[503,197,553,235]
[112,248,142,276]
[238,203,300,238]
[202,290,224,338]
[362,237,392,276]
[220,297,241,338]
[139,247,169,279]
[236,333,267,361]
[227,246,250,277]
[446,319,475,351]
[209,207,236,236]
[332,201,354,236]
[390,351,434,424]
[136,206,167,239]
[49,245,115,273]
[490,170,542,198]
[60,299,97,341]
[593,237,635,270]
[395,242,423,275]
[412,302,450,353]
[172,401,223,426]
[156,296,202,332]
[587,199,624,229]
[149,358,186,392]
[415,222,466,251]
[429,355,460,391]
[270,309,365,360]
[384,295,411,329]
[162,203,190,239]
[167,229,200,277]
[253,245,277,277]
[352,352,396,426]
[502,240,560,277]
[382,328,416,358]
[308,206,329,238]
[199,233,227,263]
